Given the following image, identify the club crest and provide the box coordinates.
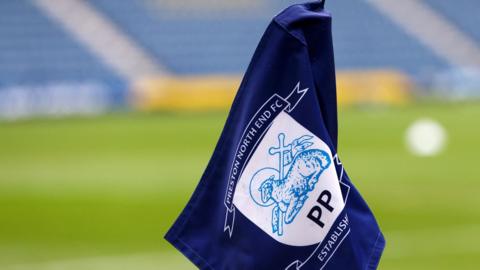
[232,111,344,246]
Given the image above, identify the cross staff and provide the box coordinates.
[269,133,291,179]
[269,133,292,235]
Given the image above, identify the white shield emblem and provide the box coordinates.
[233,112,345,246]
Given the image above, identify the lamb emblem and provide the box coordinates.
[249,133,331,236]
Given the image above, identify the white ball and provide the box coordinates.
[405,118,447,156]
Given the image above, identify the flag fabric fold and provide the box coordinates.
[165,1,385,269]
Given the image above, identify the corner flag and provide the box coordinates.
[165,1,385,269]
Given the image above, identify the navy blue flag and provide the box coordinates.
[165,1,385,269]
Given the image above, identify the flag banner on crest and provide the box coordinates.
[165,1,385,269]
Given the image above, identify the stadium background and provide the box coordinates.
[0,0,479,269]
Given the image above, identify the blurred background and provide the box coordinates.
[0,0,479,269]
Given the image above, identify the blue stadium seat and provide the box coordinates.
[1,0,476,83]
[87,0,276,75]
[328,0,449,74]
[0,0,124,87]
[424,0,480,44]
[89,0,450,75]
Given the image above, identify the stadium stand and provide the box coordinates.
[89,0,450,75]
[329,0,450,74]
[0,1,124,85]
[0,0,479,118]
[0,1,126,119]
[424,0,480,44]
[87,0,274,74]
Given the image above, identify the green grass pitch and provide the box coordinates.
[0,102,479,269]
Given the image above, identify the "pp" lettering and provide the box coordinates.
[307,190,334,228]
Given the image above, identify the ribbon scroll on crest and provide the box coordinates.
[224,82,308,237]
